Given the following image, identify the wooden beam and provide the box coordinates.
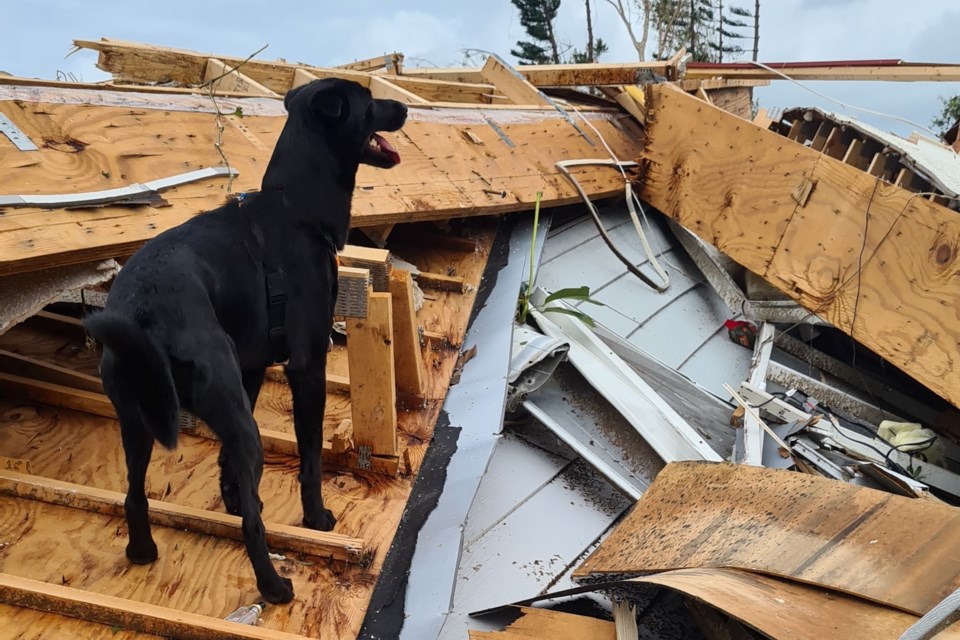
[414,271,466,293]
[0,468,366,562]
[480,56,549,106]
[685,63,960,82]
[339,245,391,292]
[0,372,115,418]
[389,270,425,398]
[640,83,960,408]
[368,76,428,104]
[203,58,278,97]
[346,291,397,458]
[0,572,313,640]
[404,60,676,86]
[0,350,103,393]
[337,52,403,74]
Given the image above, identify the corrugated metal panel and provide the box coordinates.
[537,204,753,399]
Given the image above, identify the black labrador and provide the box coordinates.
[83,78,407,604]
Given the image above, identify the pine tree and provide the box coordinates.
[510,0,562,65]
[932,95,960,138]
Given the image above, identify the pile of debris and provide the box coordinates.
[1,38,959,640]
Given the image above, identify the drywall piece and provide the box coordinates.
[529,291,721,463]
[0,260,119,335]
[575,461,960,615]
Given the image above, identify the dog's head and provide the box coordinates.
[282,78,407,170]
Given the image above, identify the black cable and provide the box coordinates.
[584,200,664,291]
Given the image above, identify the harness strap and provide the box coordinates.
[265,267,289,364]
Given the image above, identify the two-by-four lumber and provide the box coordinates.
[203,58,279,97]
[338,52,403,74]
[0,372,116,418]
[0,468,366,562]
[339,245,391,292]
[0,350,103,394]
[404,60,676,86]
[480,55,550,106]
[389,270,425,398]
[685,62,960,82]
[639,82,960,408]
[0,572,313,640]
[346,291,397,458]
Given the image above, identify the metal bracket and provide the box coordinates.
[0,113,38,151]
[357,445,372,470]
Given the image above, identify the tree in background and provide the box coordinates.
[932,95,960,139]
[606,0,761,63]
[511,0,609,65]
[510,0,562,64]
[572,0,610,63]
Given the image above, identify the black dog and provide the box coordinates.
[84,79,407,604]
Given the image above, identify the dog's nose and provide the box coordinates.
[397,103,408,118]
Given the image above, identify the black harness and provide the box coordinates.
[262,230,339,365]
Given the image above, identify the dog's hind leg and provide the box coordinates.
[285,364,336,531]
[219,368,267,516]
[118,415,159,564]
[191,350,293,604]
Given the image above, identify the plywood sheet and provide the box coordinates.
[0,85,643,276]
[632,568,960,640]
[639,83,960,408]
[574,462,960,615]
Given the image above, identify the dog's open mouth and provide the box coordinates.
[363,133,401,167]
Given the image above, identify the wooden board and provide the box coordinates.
[574,461,960,615]
[0,221,494,637]
[0,602,162,639]
[630,568,960,640]
[0,85,642,276]
[639,83,960,408]
[469,606,616,639]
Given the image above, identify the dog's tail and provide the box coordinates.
[84,311,180,449]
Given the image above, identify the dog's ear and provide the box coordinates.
[284,84,306,110]
[309,89,345,121]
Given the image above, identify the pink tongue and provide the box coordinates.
[373,133,401,164]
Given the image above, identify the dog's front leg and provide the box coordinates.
[285,365,336,531]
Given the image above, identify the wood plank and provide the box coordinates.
[203,58,279,97]
[0,468,366,562]
[574,461,960,615]
[389,270,425,398]
[639,83,960,409]
[415,271,466,293]
[368,76,428,104]
[404,60,676,86]
[0,372,115,417]
[0,349,103,393]
[0,572,312,640]
[630,568,960,640]
[338,53,403,74]
[685,63,960,82]
[346,291,397,457]
[480,56,549,106]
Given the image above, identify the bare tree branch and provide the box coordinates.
[602,0,651,61]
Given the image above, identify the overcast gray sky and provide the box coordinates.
[4,0,958,137]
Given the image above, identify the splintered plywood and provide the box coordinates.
[469,607,616,639]
[0,86,642,276]
[639,83,960,408]
[574,462,960,615]
[629,568,960,640]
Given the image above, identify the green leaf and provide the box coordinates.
[542,305,596,327]
[231,106,244,119]
[543,286,605,306]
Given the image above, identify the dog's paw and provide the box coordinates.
[126,539,159,565]
[260,576,294,605]
[303,508,337,532]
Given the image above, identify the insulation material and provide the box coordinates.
[0,260,119,335]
